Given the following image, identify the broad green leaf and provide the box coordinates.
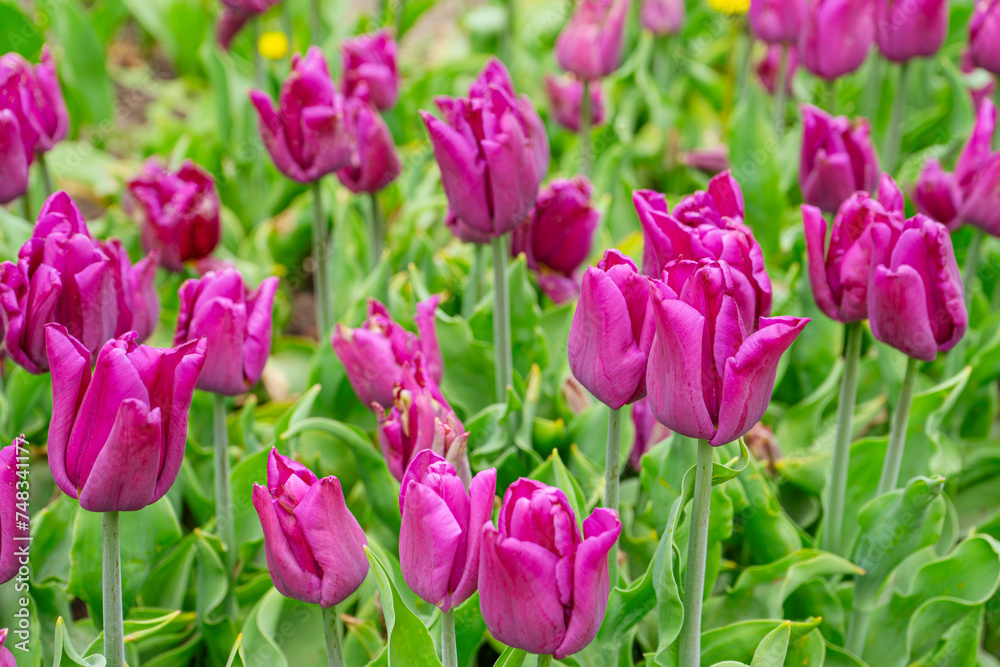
[774,359,843,455]
[750,621,790,667]
[699,618,822,665]
[0,2,43,58]
[52,617,104,667]
[269,384,322,454]
[729,450,802,565]
[492,645,527,667]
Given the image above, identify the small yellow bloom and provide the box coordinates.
[708,0,749,14]
[258,31,289,61]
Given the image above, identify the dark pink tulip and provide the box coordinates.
[0,440,29,586]
[800,104,881,214]
[0,109,28,204]
[955,100,1000,235]
[336,92,402,194]
[757,44,799,95]
[421,59,549,239]
[341,30,399,111]
[249,47,352,184]
[331,296,443,411]
[641,0,685,35]
[45,325,206,512]
[444,208,493,245]
[671,169,746,228]
[913,159,961,229]
[646,260,809,445]
[749,0,806,43]
[0,192,159,374]
[253,449,369,608]
[799,0,875,80]
[970,0,1000,75]
[868,215,967,361]
[876,0,948,62]
[399,450,496,612]
[127,159,221,272]
[479,479,622,659]
[0,629,12,667]
[630,397,671,470]
[555,0,633,81]
[568,250,655,410]
[681,146,731,174]
[0,47,69,159]
[217,0,280,50]
[544,74,605,133]
[174,269,278,396]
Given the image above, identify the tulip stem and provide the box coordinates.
[20,192,30,222]
[102,511,125,667]
[464,243,485,319]
[312,180,332,337]
[536,656,552,667]
[846,603,872,657]
[441,609,458,667]
[884,60,911,173]
[824,79,837,114]
[322,606,346,667]
[580,80,593,178]
[253,18,265,91]
[823,321,863,557]
[492,235,512,403]
[370,192,384,267]
[214,393,239,620]
[946,228,982,377]
[37,152,53,197]
[605,407,621,588]
[773,43,789,134]
[502,0,515,66]
[877,356,919,495]
[678,439,714,667]
[311,0,323,45]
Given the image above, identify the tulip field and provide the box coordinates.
[5,0,1000,664]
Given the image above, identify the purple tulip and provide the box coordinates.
[0,440,29,586]
[682,146,731,174]
[45,325,206,512]
[0,629,13,667]
[568,249,655,410]
[970,0,1000,75]
[799,0,875,80]
[336,92,402,194]
[868,215,967,361]
[421,59,549,239]
[0,47,69,159]
[0,192,160,374]
[955,99,1000,235]
[749,0,806,43]
[757,44,799,95]
[249,47,352,184]
[876,0,948,62]
[630,397,671,470]
[0,109,28,204]
[646,260,809,445]
[641,0,685,35]
[555,0,633,81]
[127,159,221,272]
[174,269,278,396]
[444,208,493,245]
[544,74,605,133]
[341,30,399,111]
[913,159,961,229]
[479,479,622,658]
[398,450,496,611]
[253,448,369,608]
[800,104,881,214]
[217,0,280,50]
[331,296,444,411]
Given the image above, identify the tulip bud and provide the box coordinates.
[954,99,1000,234]
[45,325,206,512]
[249,47,352,183]
[253,449,369,608]
[555,0,632,80]
[681,146,731,174]
[868,215,967,361]
[800,104,881,214]
[0,629,13,667]
[399,450,497,611]
[421,59,549,238]
[479,479,622,659]
[630,397,671,470]
[0,47,69,159]
[127,159,221,272]
[913,159,961,229]
[970,0,1000,75]
[217,0,280,50]
[0,109,28,204]
[641,0,685,35]
[568,250,655,410]
[646,260,809,445]
[174,269,278,396]
[0,440,29,586]
[799,0,875,80]
[749,0,806,43]
[876,0,948,63]
[335,92,402,194]
[544,74,605,133]
[757,44,799,95]
[331,296,444,410]
[341,30,399,111]
[0,192,160,374]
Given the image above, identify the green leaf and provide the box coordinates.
[492,645,527,667]
[530,449,588,528]
[774,358,843,455]
[729,450,803,565]
[269,384,322,453]
[750,621,790,667]
[699,618,822,665]
[0,2,43,58]
[52,617,103,667]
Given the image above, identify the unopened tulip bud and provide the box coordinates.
[555,0,633,80]
[341,30,399,111]
[799,0,875,80]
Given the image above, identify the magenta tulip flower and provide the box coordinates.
[555,0,633,81]
[799,0,875,80]
[174,269,278,396]
[630,397,671,470]
[800,104,881,214]
[876,0,948,62]
[127,159,221,272]
[868,215,967,361]
[544,74,605,133]
[0,109,28,204]
[444,208,493,245]
[217,0,280,50]
[749,0,806,43]
[0,192,159,374]
[341,30,399,111]
[479,479,622,658]
[646,260,809,445]
[641,0,685,35]
[45,325,206,512]
[970,0,1000,75]
[253,448,369,608]
[568,249,655,410]
[954,100,1000,235]
[0,629,13,667]
[399,450,496,612]
[0,47,68,159]
[758,44,799,95]
[0,440,29,586]
[249,47,352,184]
[913,159,961,229]
[336,92,402,194]
[421,59,549,239]
[682,146,731,174]
[332,296,444,410]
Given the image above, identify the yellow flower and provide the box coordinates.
[708,0,749,14]
[258,31,289,61]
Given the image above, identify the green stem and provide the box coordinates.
[253,18,265,90]
[214,393,238,620]
[441,609,458,667]
[946,228,982,376]
[773,43,789,133]
[103,512,125,667]
[823,321,863,556]
[536,656,552,667]
[312,180,332,337]
[503,0,515,66]
[580,80,593,178]
[678,439,714,667]
[20,191,30,221]
[605,407,621,587]
[736,19,753,100]
[370,191,384,267]
[464,243,485,319]
[492,235,512,403]
[884,61,911,173]
[322,606,345,667]
[37,152,53,196]
[846,604,871,658]
[876,357,920,495]
[861,55,883,119]
[825,78,837,114]
[311,0,323,46]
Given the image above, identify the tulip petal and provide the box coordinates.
[869,264,939,362]
[420,111,493,234]
[0,110,28,205]
[414,295,443,386]
[18,263,62,373]
[448,467,498,609]
[244,276,279,389]
[802,205,841,321]
[0,444,22,584]
[400,480,464,609]
[253,483,324,605]
[44,324,91,497]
